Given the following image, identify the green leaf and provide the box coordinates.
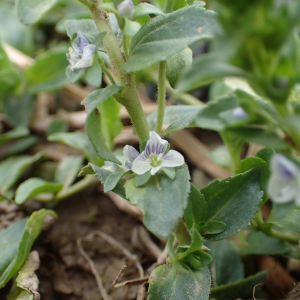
[16,0,58,25]
[125,164,190,239]
[201,168,263,241]
[206,240,244,286]
[15,178,63,205]
[166,47,192,88]
[89,163,126,199]
[79,164,96,177]
[227,127,289,150]
[0,153,43,194]
[184,183,207,229]
[147,105,202,137]
[7,251,40,300]
[81,86,124,163]
[25,48,69,93]
[255,147,275,165]
[0,127,29,145]
[0,136,39,159]
[54,156,84,188]
[148,265,211,300]
[194,95,238,131]
[48,132,97,163]
[201,220,226,235]
[0,6,33,54]
[132,3,163,20]
[86,109,121,164]
[242,231,290,255]
[162,167,176,180]
[81,85,124,114]
[0,94,34,127]
[104,171,127,193]
[207,145,232,170]
[267,203,300,232]
[0,43,20,94]
[0,209,57,288]
[46,119,68,136]
[65,19,99,43]
[66,66,85,83]
[135,171,152,187]
[176,54,246,93]
[98,97,123,150]
[210,270,269,299]
[85,60,102,87]
[124,19,142,37]
[123,5,217,72]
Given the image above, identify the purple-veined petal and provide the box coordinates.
[270,154,300,179]
[132,152,152,175]
[161,150,184,168]
[73,31,90,53]
[150,166,162,175]
[72,44,96,70]
[123,145,139,169]
[67,47,81,67]
[267,174,299,204]
[145,131,168,157]
[267,154,300,204]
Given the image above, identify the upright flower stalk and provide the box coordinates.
[155,61,167,135]
[90,0,150,143]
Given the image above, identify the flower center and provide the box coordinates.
[149,153,163,167]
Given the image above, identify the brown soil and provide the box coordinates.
[29,187,158,300]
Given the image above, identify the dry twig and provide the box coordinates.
[107,192,143,221]
[77,237,113,300]
[168,130,230,179]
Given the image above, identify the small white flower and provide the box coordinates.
[118,0,134,19]
[131,131,184,176]
[267,154,300,205]
[232,107,249,120]
[123,145,139,170]
[67,32,96,71]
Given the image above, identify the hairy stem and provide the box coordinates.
[91,2,150,143]
[255,211,299,244]
[155,61,167,135]
[78,0,94,8]
[98,56,116,85]
[163,0,175,13]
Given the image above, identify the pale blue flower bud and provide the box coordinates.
[267,154,300,205]
[232,107,249,120]
[118,0,134,19]
[67,31,96,71]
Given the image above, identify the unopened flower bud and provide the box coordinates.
[118,0,134,19]
[232,107,249,120]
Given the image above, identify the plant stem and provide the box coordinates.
[163,0,175,13]
[155,61,167,135]
[35,175,99,202]
[55,175,99,201]
[98,57,116,85]
[123,35,129,61]
[255,211,299,244]
[174,219,191,245]
[78,0,94,8]
[91,2,150,143]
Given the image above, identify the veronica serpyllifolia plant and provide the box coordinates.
[267,154,300,205]
[67,31,96,71]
